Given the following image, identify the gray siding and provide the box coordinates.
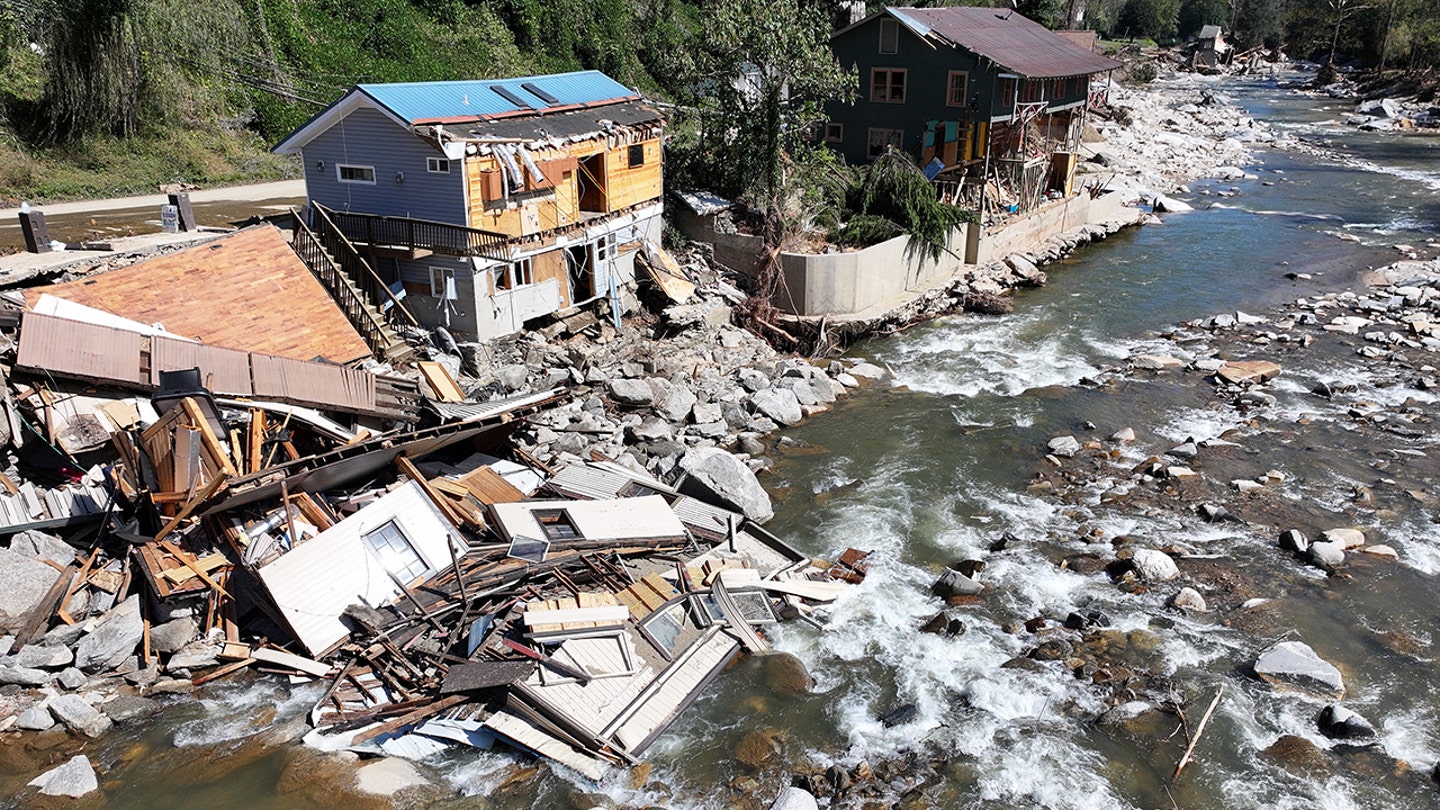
[391,254,480,338]
[299,106,467,223]
[825,16,1092,165]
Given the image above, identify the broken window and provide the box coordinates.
[947,71,969,107]
[430,266,457,299]
[999,77,1017,108]
[363,520,428,583]
[870,68,906,103]
[867,127,903,158]
[426,157,451,173]
[825,123,843,143]
[627,144,645,168]
[533,509,580,541]
[879,18,899,54]
[337,164,375,184]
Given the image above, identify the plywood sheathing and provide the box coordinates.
[24,225,372,364]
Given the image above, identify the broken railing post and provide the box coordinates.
[167,192,196,231]
[19,209,51,253]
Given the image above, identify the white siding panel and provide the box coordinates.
[491,495,685,542]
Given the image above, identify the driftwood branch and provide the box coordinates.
[1174,686,1224,778]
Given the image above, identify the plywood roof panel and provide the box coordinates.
[25,225,371,364]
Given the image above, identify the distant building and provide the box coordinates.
[275,71,664,342]
[1194,25,1233,70]
[824,7,1120,214]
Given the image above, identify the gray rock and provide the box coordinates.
[629,417,673,443]
[1131,549,1179,581]
[1318,704,1377,741]
[1279,529,1310,553]
[931,569,983,598]
[12,643,72,669]
[1356,98,1401,118]
[42,621,86,648]
[57,667,87,690]
[28,754,98,797]
[0,547,67,633]
[1167,441,1199,460]
[494,364,529,392]
[47,694,113,738]
[691,402,723,425]
[102,695,162,724]
[769,787,820,810]
[148,618,198,655]
[1047,436,1082,458]
[1254,640,1345,698]
[748,388,803,426]
[678,447,774,523]
[166,640,220,673]
[0,665,54,686]
[1322,528,1366,549]
[10,531,75,566]
[74,594,144,674]
[656,384,698,422]
[736,367,770,392]
[1309,541,1346,570]
[17,704,55,730]
[1154,194,1194,213]
[847,362,887,381]
[608,378,655,407]
[1168,587,1207,612]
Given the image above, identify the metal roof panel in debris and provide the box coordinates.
[887,7,1123,78]
[431,389,563,423]
[16,311,145,385]
[454,100,662,141]
[150,336,253,396]
[359,71,639,124]
[250,354,376,413]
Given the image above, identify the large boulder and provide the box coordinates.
[1153,195,1194,213]
[656,384,698,423]
[770,787,820,810]
[1356,98,1401,119]
[1216,361,1283,385]
[1131,549,1179,581]
[28,755,98,798]
[677,447,774,523]
[1254,640,1345,698]
[10,531,76,566]
[0,547,66,633]
[47,694,112,738]
[1317,704,1377,741]
[748,387,803,426]
[931,569,983,598]
[74,594,144,673]
[607,378,655,407]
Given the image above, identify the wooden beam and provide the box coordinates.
[157,539,230,598]
[181,398,238,476]
[153,472,230,543]
[396,454,466,530]
[350,694,467,745]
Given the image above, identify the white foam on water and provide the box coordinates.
[172,679,322,747]
[443,749,537,797]
[1381,705,1440,771]
[1154,405,1250,444]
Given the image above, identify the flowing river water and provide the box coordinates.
[6,74,1440,809]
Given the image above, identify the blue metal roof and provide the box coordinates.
[357,70,639,123]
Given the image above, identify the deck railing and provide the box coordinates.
[321,207,510,261]
[291,214,398,357]
[308,205,418,328]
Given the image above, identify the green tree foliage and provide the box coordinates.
[673,0,853,206]
[1177,0,1228,39]
[1018,0,1066,28]
[838,149,974,264]
[1116,0,1180,40]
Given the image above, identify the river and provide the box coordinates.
[7,74,1440,810]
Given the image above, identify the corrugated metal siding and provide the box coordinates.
[15,312,144,384]
[360,71,637,123]
[301,107,467,223]
[151,336,253,395]
[251,354,376,412]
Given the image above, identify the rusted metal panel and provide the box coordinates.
[250,354,376,413]
[15,311,144,385]
[150,336,253,396]
[890,7,1123,78]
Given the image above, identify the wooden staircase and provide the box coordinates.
[291,208,416,363]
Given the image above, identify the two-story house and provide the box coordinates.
[274,71,664,342]
[825,7,1120,213]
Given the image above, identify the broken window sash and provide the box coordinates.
[429,266,457,300]
[507,534,549,564]
[533,508,579,541]
[362,520,428,583]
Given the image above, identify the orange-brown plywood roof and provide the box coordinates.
[26,225,371,365]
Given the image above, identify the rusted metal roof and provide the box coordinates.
[15,312,145,385]
[887,7,1123,78]
[250,354,376,414]
[151,336,253,396]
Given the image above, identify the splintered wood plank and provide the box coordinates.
[417,361,466,403]
[457,466,526,504]
[160,552,229,585]
[181,398,238,476]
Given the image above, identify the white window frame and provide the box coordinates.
[362,520,429,583]
[879,18,899,54]
[336,164,376,185]
[426,157,451,174]
[867,127,903,158]
[430,266,457,300]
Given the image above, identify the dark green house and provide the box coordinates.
[825,7,1120,211]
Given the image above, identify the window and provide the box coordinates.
[426,157,450,173]
[825,123,843,143]
[495,257,533,291]
[1020,79,1044,103]
[947,71,969,107]
[363,521,428,583]
[879,18,899,54]
[430,266,457,299]
[999,77,1017,108]
[870,68,906,103]
[337,164,375,184]
[533,509,579,541]
[867,127,903,158]
[627,143,645,168]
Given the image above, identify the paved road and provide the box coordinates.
[0,179,305,219]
